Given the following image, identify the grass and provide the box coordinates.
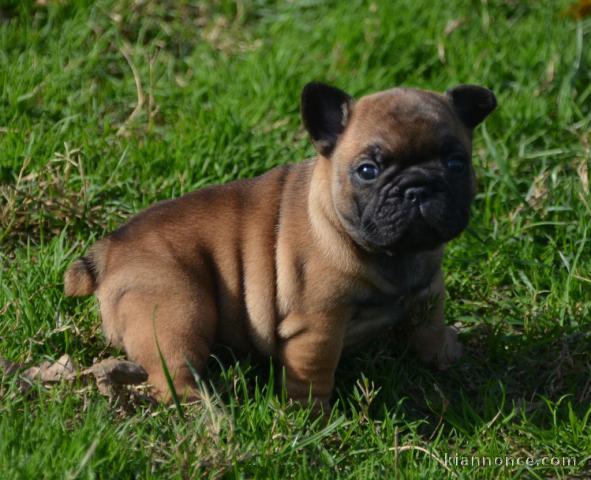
[1,0,590,478]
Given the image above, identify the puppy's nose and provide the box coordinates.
[404,186,428,205]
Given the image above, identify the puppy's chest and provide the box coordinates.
[343,295,408,351]
[342,261,438,352]
[344,290,408,350]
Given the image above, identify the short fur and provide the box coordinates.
[64,83,496,407]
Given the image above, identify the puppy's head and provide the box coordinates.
[301,82,496,253]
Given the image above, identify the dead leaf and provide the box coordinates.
[437,42,446,64]
[22,361,51,381]
[525,171,550,209]
[86,358,148,384]
[577,158,589,192]
[0,357,35,395]
[23,354,76,383]
[0,358,21,376]
[565,0,591,19]
[4,353,148,403]
[444,18,464,36]
[82,358,148,398]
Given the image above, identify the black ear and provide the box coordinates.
[446,84,497,129]
[301,82,353,157]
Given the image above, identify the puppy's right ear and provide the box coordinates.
[301,82,352,157]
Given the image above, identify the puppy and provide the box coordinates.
[64,82,496,408]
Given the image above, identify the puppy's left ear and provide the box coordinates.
[446,84,497,129]
[301,82,353,157]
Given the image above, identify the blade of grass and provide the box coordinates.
[152,306,184,420]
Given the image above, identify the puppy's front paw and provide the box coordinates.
[435,326,463,370]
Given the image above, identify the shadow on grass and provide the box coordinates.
[198,321,590,436]
[332,323,591,434]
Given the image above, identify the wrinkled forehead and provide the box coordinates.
[340,88,469,159]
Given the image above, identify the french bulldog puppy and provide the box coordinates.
[64,82,496,409]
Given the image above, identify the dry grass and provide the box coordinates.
[0,144,126,253]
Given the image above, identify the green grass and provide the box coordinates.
[1,0,590,478]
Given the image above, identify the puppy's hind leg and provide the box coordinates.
[112,283,217,403]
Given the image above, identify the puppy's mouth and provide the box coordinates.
[356,180,470,253]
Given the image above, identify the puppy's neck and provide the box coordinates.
[307,156,361,275]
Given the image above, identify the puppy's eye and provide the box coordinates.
[445,154,467,174]
[356,163,380,181]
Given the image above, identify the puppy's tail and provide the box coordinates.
[64,243,107,297]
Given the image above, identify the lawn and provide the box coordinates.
[1,0,590,478]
